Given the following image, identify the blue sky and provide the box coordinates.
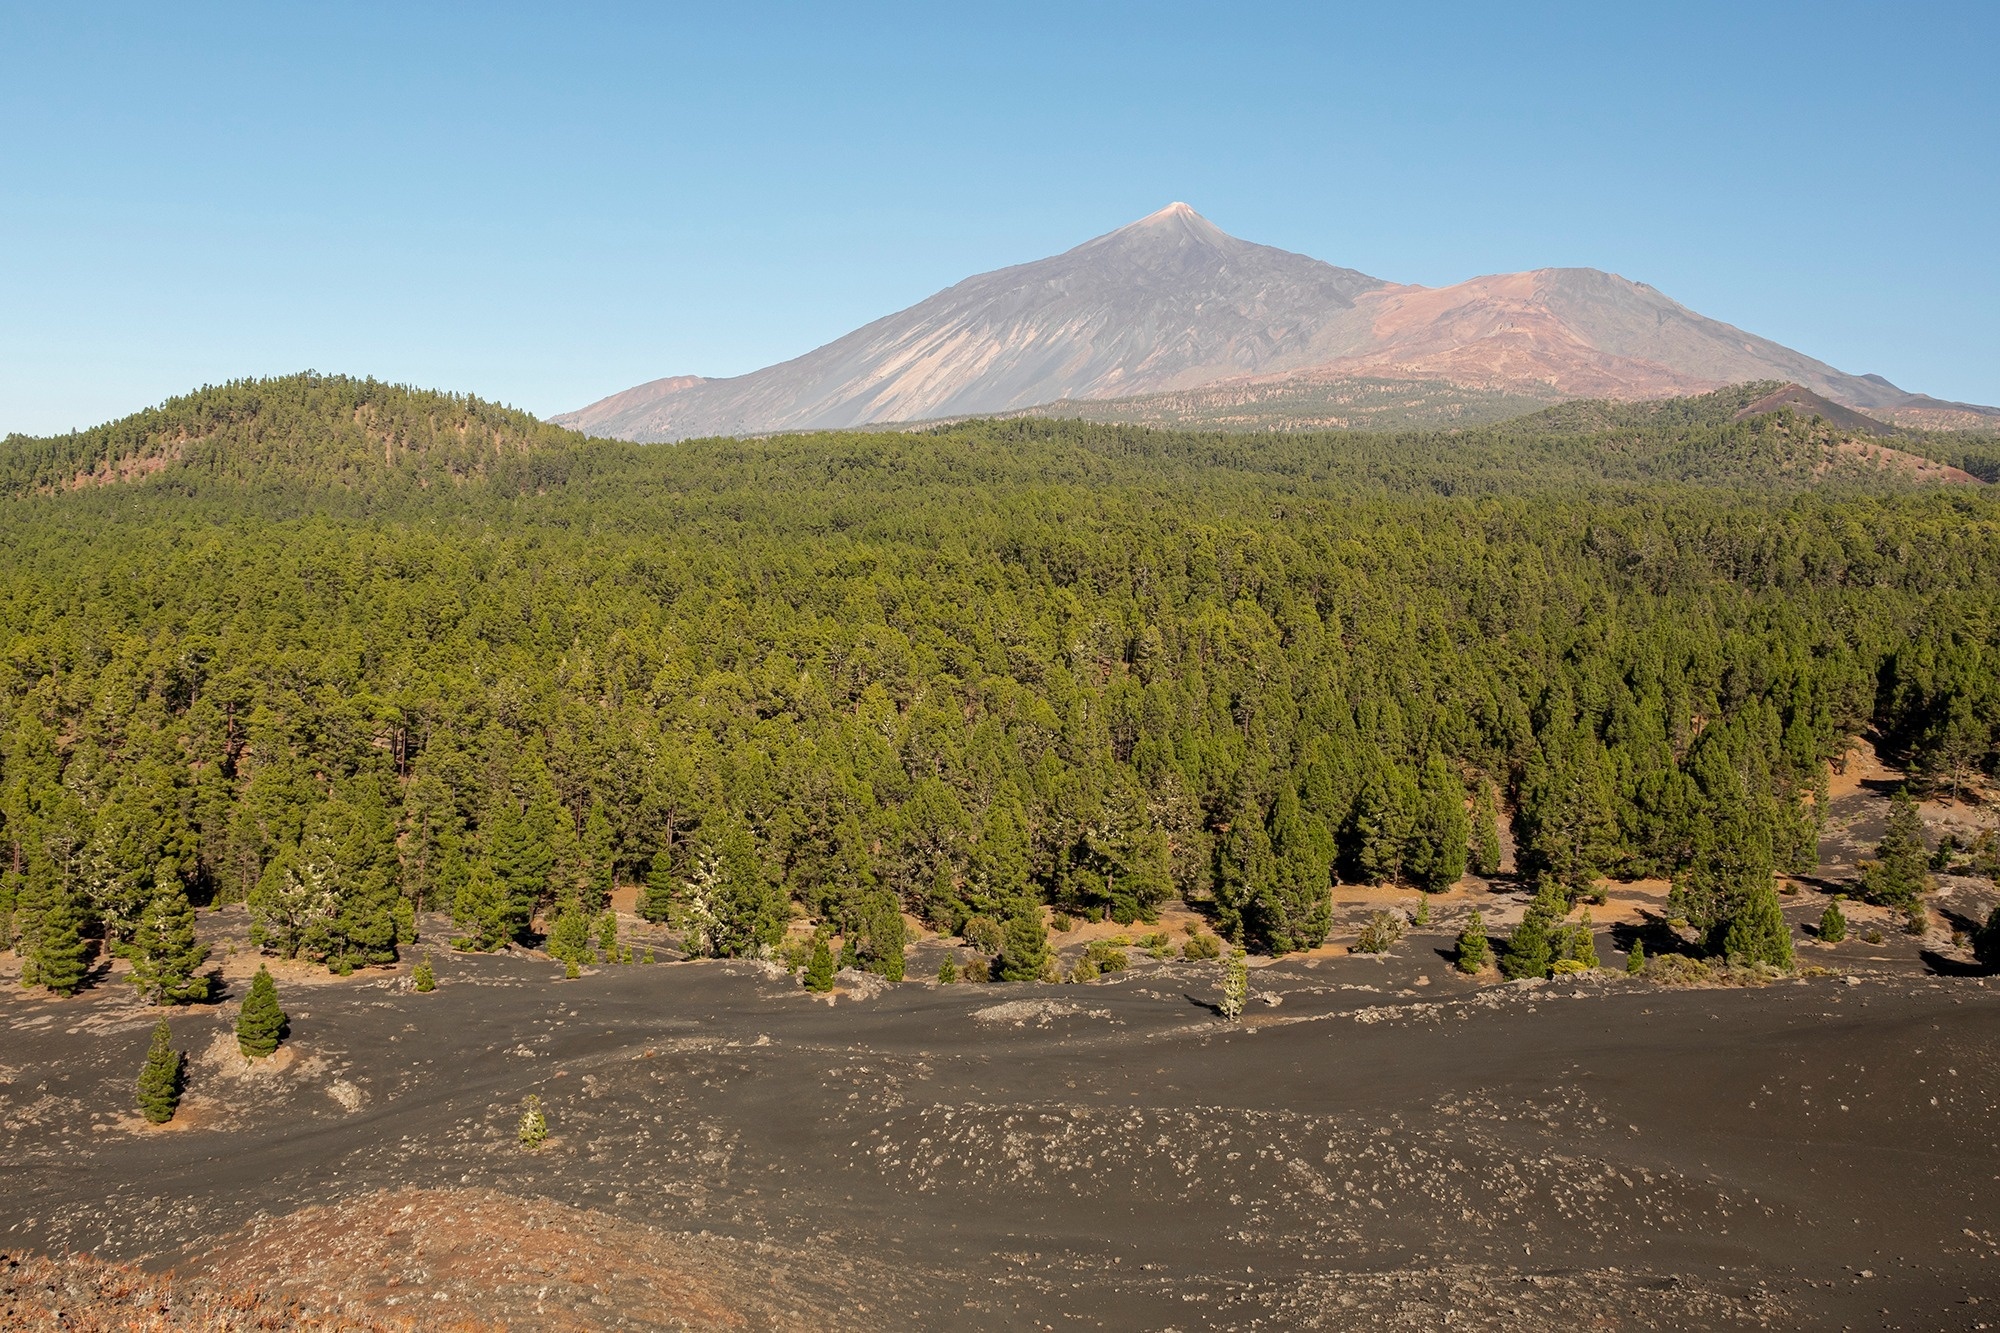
[3,1,1996,434]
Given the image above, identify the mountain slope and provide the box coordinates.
[556,204,1391,440]
[560,207,1999,441]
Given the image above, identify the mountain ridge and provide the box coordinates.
[557,207,2000,441]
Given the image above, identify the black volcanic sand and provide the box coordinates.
[4,919,1999,1331]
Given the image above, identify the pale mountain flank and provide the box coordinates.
[558,206,1999,441]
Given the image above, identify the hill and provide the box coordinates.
[557,206,2000,441]
[0,372,601,498]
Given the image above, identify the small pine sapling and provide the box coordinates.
[1454,911,1489,974]
[1625,938,1646,974]
[136,1018,184,1124]
[1819,896,1847,944]
[803,935,836,993]
[597,911,618,960]
[236,965,288,1058]
[412,954,436,992]
[517,1094,549,1150]
[1413,895,1432,928]
[937,958,958,984]
[1219,947,1248,1020]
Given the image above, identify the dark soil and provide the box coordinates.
[4,904,1999,1331]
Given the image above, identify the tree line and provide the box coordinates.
[2,375,1997,993]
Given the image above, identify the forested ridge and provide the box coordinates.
[3,374,1997,988]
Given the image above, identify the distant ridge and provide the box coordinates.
[558,206,2000,441]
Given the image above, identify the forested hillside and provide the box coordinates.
[2,375,1996,984]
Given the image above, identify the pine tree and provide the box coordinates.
[1819,896,1847,944]
[1558,909,1602,971]
[1259,785,1331,954]
[517,1094,549,1150]
[641,852,677,924]
[32,885,92,996]
[1721,879,1794,968]
[1501,879,1564,980]
[129,869,212,1005]
[1407,754,1469,893]
[236,964,287,1058]
[855,891,907,981]
[546,906,593,968]
[597,910,618,960]
[1862,789,1930,910]
[937,958,958,984]
[803,934,836,993]
[995,895,1050,981]
[136,1017,183,1124]
[1212,799,1276,946]
[581,801,616,912]
[1219,947,1248,1020]
[412,953,436,992]
[1625,938,1646,974]
[1469,780,1502,878]
[1454,910,1489,974]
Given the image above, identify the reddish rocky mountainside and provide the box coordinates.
[558,205,1999,441]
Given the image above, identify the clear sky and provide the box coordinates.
[3,1,1996,435]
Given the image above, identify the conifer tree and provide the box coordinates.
[1407,754,1470,893]
[641,852,678,925]
[937,958,958,984]
[1559,909,1602,970]
[412,953,436,992]
[582,801,616,911]
[1469,780,1502,878]
[1721,879,1794,968]
[1625,938,1646,974]
[236,964,287,1058]
[129,868,212,1005]
[1258,785,1332,953]
[1219,947,1248,1020]
[1501,879,1564,980]
[1862,789,1931,910]
[517,1094,549,1150]
[136,1017,183,1124]
[1212,799,1276,946]
[546,906,593,969]
[1818,896,1847,944]
[32,885,91,996]
[995,895,1050,981]
[597,910,618,960]
[1455,910,1489,974]
[803,934,836,993]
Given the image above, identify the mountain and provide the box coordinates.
[559,206,2000,441]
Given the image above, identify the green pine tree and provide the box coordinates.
[1501,879,1564,980]
[803,934,836,993]
[1259,785,1332,953]
[1721,879,1794,968]
[1819,896,1847,944]
[236,964,287,1058]
[1469,779,1503,878]
[641,852,678,925]
[1862,789,1931,910]
[32,885,92,996]
[136,1017,183,1124]
[1407,754,1470,893]
[1561,908,1602,970]
[412,953,436,992]
[994,895,1051,982]
[596,910,619,960]
[129,869,212,1005]
[1454,910,1489,974]
[546,906,593,968]
[936,958,959,984]
[1625,938,1646,974]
